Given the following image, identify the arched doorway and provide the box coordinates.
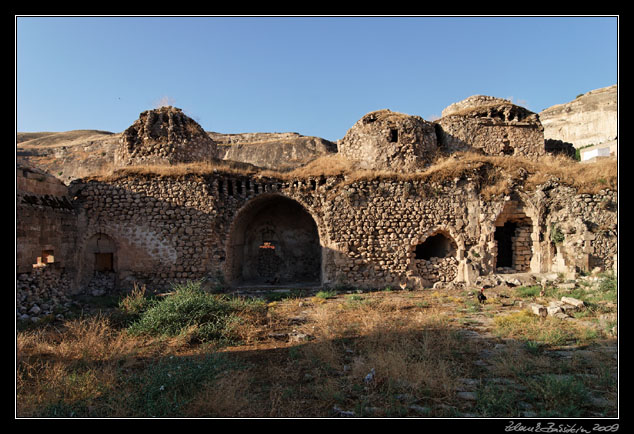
[226,194,322,287]
[493,201,534,273]
[81,232,118,293]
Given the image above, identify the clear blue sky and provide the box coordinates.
[16,16,618,142]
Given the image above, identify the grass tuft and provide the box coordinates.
[127,280,266,345]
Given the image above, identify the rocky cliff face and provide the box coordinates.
[211,132,337,170]
[17,131,120,183]
[539,85,617,148]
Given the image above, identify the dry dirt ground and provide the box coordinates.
[211,278,618,418]
[16,276,618,419]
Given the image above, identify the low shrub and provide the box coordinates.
[515,285,542,298]
[127,281,266,344]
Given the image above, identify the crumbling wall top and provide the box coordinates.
[441,95,539,123]
[115,106,218,167]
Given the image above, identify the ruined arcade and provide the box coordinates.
[16,96,618,316]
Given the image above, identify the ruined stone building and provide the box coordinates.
[16,97,618,316]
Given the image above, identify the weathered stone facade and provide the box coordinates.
[338,109,438,170]
[16,164,77,274]
[16,165,78,321]
[43,171,613,294]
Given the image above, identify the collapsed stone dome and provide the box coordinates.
[437,95,545,157]
[436,95,546,158]
[115,106,218,167]
[337,109,438,170]
[440,95,533,119]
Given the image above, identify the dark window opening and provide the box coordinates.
[489,108,505,120]
[414,233,456,260]
[494,221,517,268]
[236,181,243,195]
[228,180,234,196]
[218,179,224,194]
[254,183,259,194]
[95,253,114,272]
[389,128,399,143]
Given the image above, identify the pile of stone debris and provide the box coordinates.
[16,267,74,323]
[16,268,119,324]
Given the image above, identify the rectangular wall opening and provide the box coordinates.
[494,221,517,269]
[389,128,399,143]
[95,253,114,272]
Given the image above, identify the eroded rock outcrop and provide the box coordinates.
[212,132,337,170]
[539,85,617,148]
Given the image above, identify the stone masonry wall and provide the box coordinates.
[16,165,77,273]
[16,165,78,322]
[66,171,617,293]
[338,110,438,171]
[115,106,218,167]
[542,186,618,274]
[16,167,617,321]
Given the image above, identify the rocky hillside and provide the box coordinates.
[210,132,337,171]
[17,126,337,182]
[539,84,617,148]
[17,130,120,183]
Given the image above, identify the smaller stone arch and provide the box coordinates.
[492,200,534,273]
[78,231,120,293]
[409,228,461,286]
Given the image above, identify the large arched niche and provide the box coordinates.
[408,228,461,285]
[225,194,322,287]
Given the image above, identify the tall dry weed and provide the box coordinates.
[305,298,468,402]
[16,316,146,417]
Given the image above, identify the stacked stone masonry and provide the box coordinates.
[437,96,545,158]
[39,172,614,294]
[338,109,439,170]
[115,106,218,167]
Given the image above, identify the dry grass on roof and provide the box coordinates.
[92,160,261,182]
[90,152,617,196]
[419,152,617,195]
